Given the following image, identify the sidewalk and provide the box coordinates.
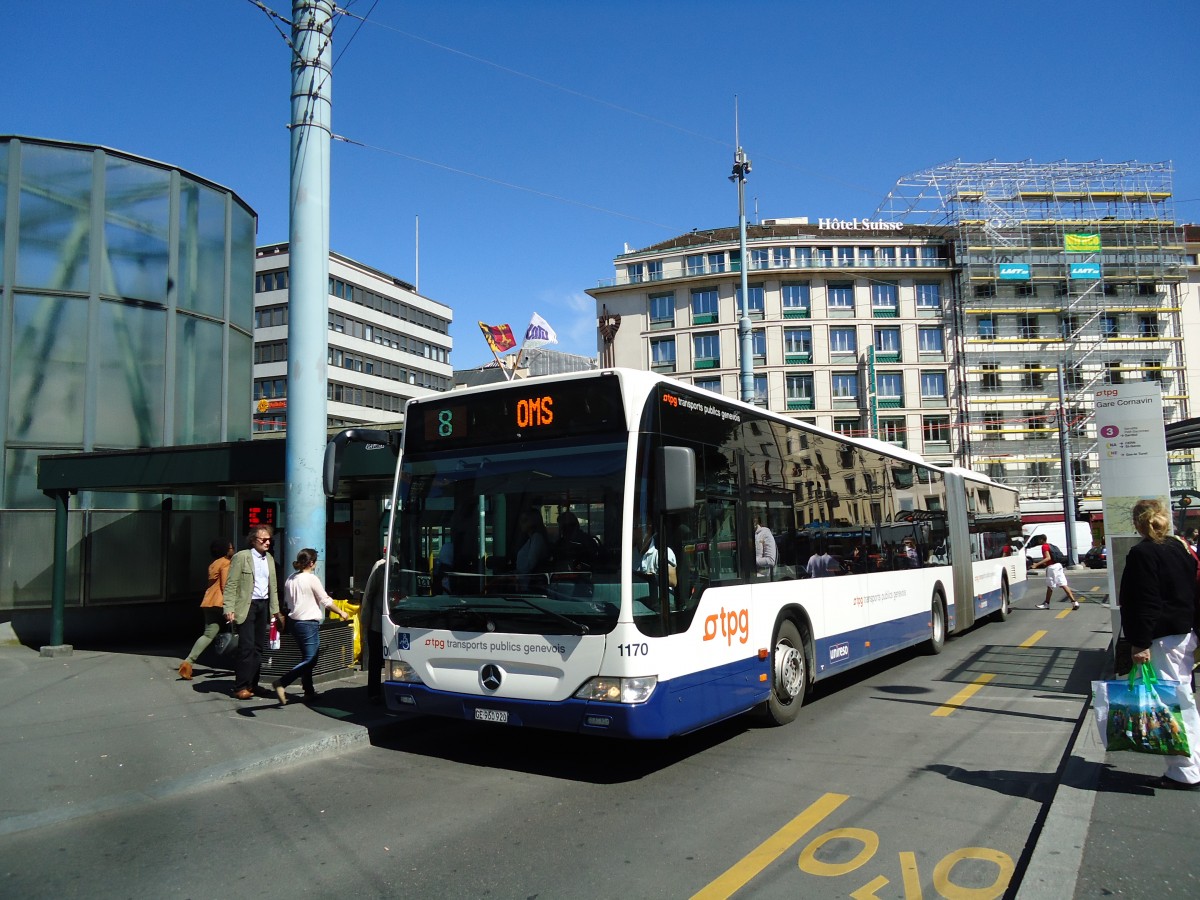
[0,634,403,837]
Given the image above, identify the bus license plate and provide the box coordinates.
[474,708,508,723]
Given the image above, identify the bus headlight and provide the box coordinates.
[388,660,423,684]
[574,676,657,704]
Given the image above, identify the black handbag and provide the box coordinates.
[213,622,239,657]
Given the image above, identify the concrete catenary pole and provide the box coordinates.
[287,0,333,572]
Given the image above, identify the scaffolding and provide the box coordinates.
[876,160,1188,507]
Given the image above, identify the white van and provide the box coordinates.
[1018,521,1094,565]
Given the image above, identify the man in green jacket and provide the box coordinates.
[223,525,282,699]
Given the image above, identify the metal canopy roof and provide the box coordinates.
[37,433,400,497]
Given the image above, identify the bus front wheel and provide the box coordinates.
[761,619,807,725]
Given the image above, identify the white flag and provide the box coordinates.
[522,312,558,350]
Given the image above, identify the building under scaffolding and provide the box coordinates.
[876,160,1189,515]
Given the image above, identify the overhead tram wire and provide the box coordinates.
[336,11,879,200]
[332,134,677,231]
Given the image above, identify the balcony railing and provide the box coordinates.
[596,255,952,288]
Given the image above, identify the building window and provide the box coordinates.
[255,304,288,328]
[1022,363,1043,389]
[694,333,720,369]
[830,326,857,355]
[708,252,726,273]
[834,417,862,438]
[974,283,996,299]
[1060,315,1078,339]
[1018,315,1038,339]
[817,247,834,267]
[874,327,901,359]
[1106,360,1123,384]
[900,246,917,267]
[650,337,676,371]
[859,246,876,267]
[879,417,905,446]
[1102,316,1118,339]
[256,269,288,292]
[686,254,705,276]
[626,263,644,284]
[794,246,812,267]
[784,327,812,359]
[1143,359,1163,382]
[1064,366,1084,391]
[918,326,945,354]
[836,246,855,267]
[879,246,897,266]
[920,371,948,402]
[786,373,814,409]
[772,247,792,268]
[782,282,811,317]
[695,376,721,393]
[877,372,903,404]
[832,372,859,401]
[649,292,674,326]
[923,416,950,447]
[915,282,941,311]
[752,328,767,362]
[750,248,768,270]
[871,282,899,315]
[983,412,1001,434]
[736,283,765,317]
[1139,315,1159,338]
[647,259,662,281]
[691,288,718,325]
[828,282,855,311]
[981,362,1000,391]
[978,316,995,338]
[752,374,768,407]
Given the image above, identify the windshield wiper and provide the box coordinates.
[502,596,589,635]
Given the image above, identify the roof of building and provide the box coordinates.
[624,221,955,258]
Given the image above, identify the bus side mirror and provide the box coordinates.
[657,446,696,513]
[323,428,401,497]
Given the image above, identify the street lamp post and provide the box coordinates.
[730,105,754,404]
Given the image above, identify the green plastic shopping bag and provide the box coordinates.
[1092,662,1192,757]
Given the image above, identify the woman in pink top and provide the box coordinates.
[272,548,352,705]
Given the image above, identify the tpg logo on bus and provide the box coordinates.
[703,607,749,646]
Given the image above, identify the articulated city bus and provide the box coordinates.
[327,368,1025,739]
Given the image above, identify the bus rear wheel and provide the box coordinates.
[927,592,947,655]
[992,578,1011,623]
[760,619,807,725]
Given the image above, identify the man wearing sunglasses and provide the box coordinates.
[223,526,282,699]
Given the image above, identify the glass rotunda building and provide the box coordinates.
[1,136,257,509]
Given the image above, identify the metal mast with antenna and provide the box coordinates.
[730,98,754,404]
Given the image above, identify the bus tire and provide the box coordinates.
[927,592,947,655]
[760,619,807,725]
[991,577,1011,623]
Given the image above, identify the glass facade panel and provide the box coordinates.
[9,294,89,444]
[175,315,225,445]
[103,156,170,303]
[227,331,253,440]
[17,143,92,292]
[0,142,7,280]
[177,178,226,318]
[96,301,166,446]
[229,206,256,332]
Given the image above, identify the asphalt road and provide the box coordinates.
[0,570,1112,899]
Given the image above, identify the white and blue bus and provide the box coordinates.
[328,369,1025,739]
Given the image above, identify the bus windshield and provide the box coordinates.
[387,440,626,635]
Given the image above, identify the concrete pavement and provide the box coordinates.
[1,595,1197,898]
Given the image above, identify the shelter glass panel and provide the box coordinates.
[9,294,89,444]
[17,143,92,292]
[96,302,166,446]
[176,178,226,319]
[102,156,170,303]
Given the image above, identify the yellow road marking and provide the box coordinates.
[691,792,848,900]
[931,673,995,717]
[1056,608,1072,620]
[1019,630,1047,648]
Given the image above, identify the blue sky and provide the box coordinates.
[7,0,1198,367]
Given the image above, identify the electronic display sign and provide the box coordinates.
[407,376,625,452]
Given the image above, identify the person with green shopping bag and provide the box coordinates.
[1119,498,1200,790]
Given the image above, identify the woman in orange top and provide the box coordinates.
[178,538,235,680]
